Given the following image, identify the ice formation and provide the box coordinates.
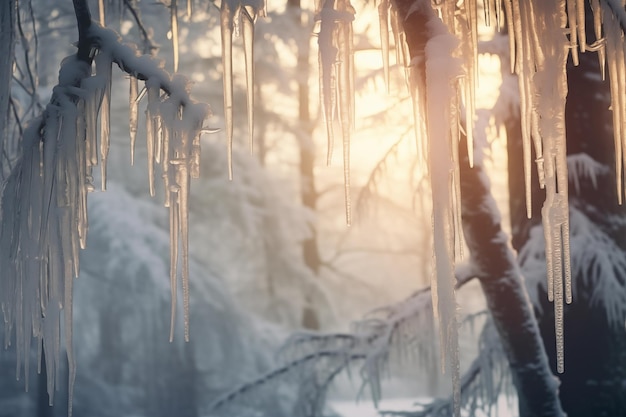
[0,24,209,406]
[316,0,355,224]
[171,0,180,72]
[219,0,264,179]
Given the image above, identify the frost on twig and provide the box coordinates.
[379,319,512,417]
[0,21,210,408]
[209,269,480,417]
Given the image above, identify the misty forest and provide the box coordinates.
[1,0,626,416]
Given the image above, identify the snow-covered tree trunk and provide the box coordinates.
[508,8,626,415]
[457,141,564,417]
[289,0,321,330]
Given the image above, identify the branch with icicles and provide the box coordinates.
[208,270,476,417]
[0,6,210,413]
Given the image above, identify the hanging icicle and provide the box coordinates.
[316,0,355,224]
[218,0,265,179]
[171,0,180,72]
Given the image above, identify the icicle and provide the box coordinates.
[318,0,338,165]
[317,0,354,223]
[378,0,390,92]
[187,0,192,18]
[242,5,256,153]
[531,0,571,374]
[421,4,462,415]
[567,0,579,66]
[98,0,105,26]
[146,78,160,196]
[129,76,138,165]
[590,0,606,79]
[337,0,354,225]
[171,0,180,72]
[169,186,179,343]
[95,52,112,191]
[220,0,235,179]
[576,0,586,52]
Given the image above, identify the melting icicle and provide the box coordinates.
[146,78,161,196]
[527,0,571,374]
[318,0,338,165]
[129,76,139,165]
[220,0,235,179]
[410,3,463,414]
[317,0,355,223]
[378,0,390,92]
[169,183,179,342]
[242,5,256,152]
[171,0,180,72]
[96,52,112,191]
[98,0,105,26]
[337,0,355,225]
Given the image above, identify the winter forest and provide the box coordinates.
[1,0,626,416]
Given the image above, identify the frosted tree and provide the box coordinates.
[208,1,626,417]
[3,0,626,416]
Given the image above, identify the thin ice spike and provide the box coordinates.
[242,6,256,153]
[129,76,138,165]
[220,0,234,179]
[567,0,579,66]
[318,0,337,165]
[169,191,179,343]
[171,0,179,72]
[98,0,105,25]
[178,161,191,342]
[576,0,586,52]
[337,0,355,225]
[378,0,390,92]
[98,54,112,191]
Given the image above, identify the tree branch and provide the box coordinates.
[72,0,94,63]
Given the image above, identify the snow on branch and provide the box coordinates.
[380,319,512,417]
[0,12,210,413]
[209,271,477,416]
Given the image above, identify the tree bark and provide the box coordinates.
[458,144,565,417]
[288,0,321,330]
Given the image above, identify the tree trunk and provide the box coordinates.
[288,0,321,330]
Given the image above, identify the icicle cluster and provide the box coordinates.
[501,0,609,374]
[219,0,266,179]
[316,0,355,225]
[389,0,626,377]
[0,25,209,408]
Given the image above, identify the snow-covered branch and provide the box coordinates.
[209,269,477,415]
[0,1,210,410]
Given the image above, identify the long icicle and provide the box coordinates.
[220,0,235,179]
[318,0,337,165]
[242,5,256,153]
[129,76,138,165]
[171,0,179,72]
